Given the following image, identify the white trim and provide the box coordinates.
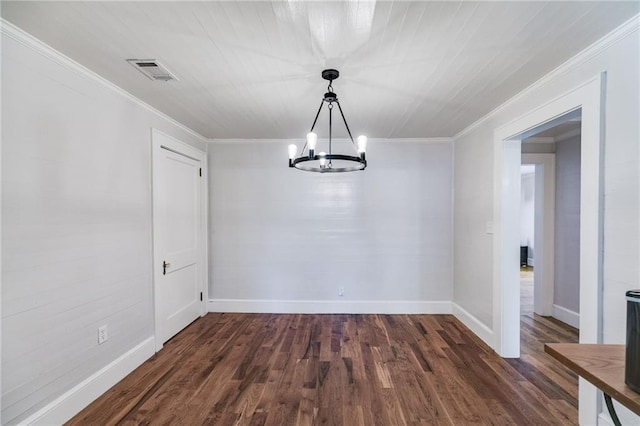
[0,17,3,425]
[452,303,493,348]
[522,153,556,317]
[493,137,522,356]
[153,128,206,162]
[527,257,534,266]
[208,299,452,314]
[151,129,208,352]
[552,304,580,329]
[202,158,209,311]
[455,14,639,140]
[0,19,208,145]
[20,338,154,426]
[208,137,453,144]
[493,74,604,425]
[369,138,453,144]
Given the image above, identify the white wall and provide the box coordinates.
[522,142,555,154]
[453,18,639,422]
[454,19,639,339]
[554,135,581,314]
[520,168,535,264]
[208,140,453,312]
[1,27,206,424]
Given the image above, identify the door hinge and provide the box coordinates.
[199,168,202,177]
[200,292,203,301]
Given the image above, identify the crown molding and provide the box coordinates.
[454,13,640,140]
[0,18,208,144]
[208,138,293,144]
[208,137,453,144]
[370,137,453,144]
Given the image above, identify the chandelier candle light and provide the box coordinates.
[288,69,367,173]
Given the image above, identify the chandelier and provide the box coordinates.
[288,69,367,173]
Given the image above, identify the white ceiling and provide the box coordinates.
[2,1,638,139]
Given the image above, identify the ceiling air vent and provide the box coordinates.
[127,59,177,81]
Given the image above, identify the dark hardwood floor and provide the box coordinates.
[68,308,579,425]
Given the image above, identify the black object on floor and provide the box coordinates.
[520,246,528,267]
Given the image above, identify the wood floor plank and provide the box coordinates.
[68,310,578,425]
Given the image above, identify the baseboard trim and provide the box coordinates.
[452,303,494,348]
[21,337,155,425]
[553,304,580,329]
[208,299,452,314]
[527,257,534,267]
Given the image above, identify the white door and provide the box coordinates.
[152,130,206,350]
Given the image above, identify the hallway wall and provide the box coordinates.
[554,135,581,315]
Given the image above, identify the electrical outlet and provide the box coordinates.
[338,286,345,297]
[98,325,108,345]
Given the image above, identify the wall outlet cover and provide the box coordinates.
[98,325,108,345]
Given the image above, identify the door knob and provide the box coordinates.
[163,261,170,275]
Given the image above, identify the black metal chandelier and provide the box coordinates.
[288,69,367,173]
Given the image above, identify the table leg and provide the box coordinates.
[604,393,622,426]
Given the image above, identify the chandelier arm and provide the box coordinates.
[309,100,325,133]
[335,100,357,146]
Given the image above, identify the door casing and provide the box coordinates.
[493,74,604,424]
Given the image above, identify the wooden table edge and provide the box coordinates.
[544,343,640,416]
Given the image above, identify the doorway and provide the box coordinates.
[492,74,604,424]
[518,119,582,408]
[520,154,556,318]
[520,115,582,327]
[152,129,207,351]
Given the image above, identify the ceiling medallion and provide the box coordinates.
[288,69,367,173]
